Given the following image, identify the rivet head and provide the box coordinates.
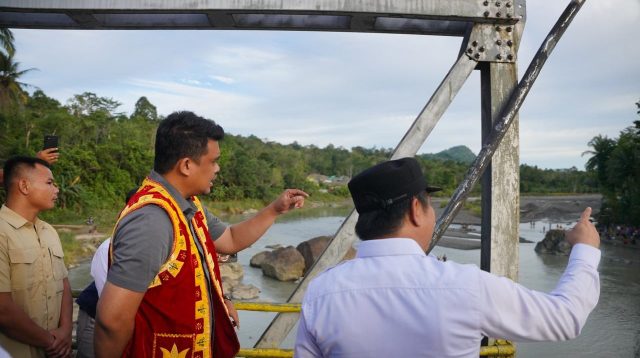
[472,41,478,47]
[507,40,513,46]
[506,26,513,32]
[496,12,502,17]
[507,54,514,60]
[506,2,512,7]
[479,46,485,52]
[467,48,473,54]
[496,1,501,6]
[495,25,502,31]
[507,13,512,18]
[496,39,502,45]
[484,11,490,17]
[475,53,481,59]
[483,0,489,5]
[496,54,503,60]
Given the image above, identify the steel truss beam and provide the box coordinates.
[0,0,525,36]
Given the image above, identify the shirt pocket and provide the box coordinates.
[50,246,66,281]
[8,247,39,290]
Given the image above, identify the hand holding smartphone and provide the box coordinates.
[39,135,60,165]
[43,135,59,151]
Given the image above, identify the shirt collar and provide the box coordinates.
[0,204,42,229]
[356,238,427,259]
[148,170,197,218]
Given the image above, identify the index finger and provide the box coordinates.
[286,189,309,197]
[580,207,592,222]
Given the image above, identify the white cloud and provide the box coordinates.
[125,78,259,121]
[211,75,236,84]
[11,0,640,169]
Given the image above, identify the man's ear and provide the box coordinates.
[408,197,423,227]
[176,158,191,177]
[17,178,30,195]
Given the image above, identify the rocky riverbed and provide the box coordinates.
[433,194,602,225]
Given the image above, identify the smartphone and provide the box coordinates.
[43,135,59,151]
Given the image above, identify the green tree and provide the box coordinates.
[583,135,616,191]
[634,99,639,135]
[66,92,121,117]
[584,102,640,225]
[0,52,35,112]
[131,96,158,121]
[0,28,15,56]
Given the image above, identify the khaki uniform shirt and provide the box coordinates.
[0,205,68,358]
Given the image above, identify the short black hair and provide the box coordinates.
[355,191,429,241]
[3,156,51,193]
[153,111,224,174]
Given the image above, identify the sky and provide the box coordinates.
[11,0,640,169]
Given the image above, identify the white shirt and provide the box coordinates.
[91,238,110,296]
[295,238,600,358]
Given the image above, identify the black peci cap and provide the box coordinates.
[348,157,442,214]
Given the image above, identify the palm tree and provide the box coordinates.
[0,27,35,112]
[635,100,639,135]
[0,52,35,111]
[0,27,15,56]
[582,135,616,189]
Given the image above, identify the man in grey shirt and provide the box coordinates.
[95,111,308,357]
[107,170,228,293]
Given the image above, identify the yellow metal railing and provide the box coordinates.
[234,301,301,313]
[237,348,294,358]
[236,343,514,358]
[70,293,514,358]
[234,302,515,358]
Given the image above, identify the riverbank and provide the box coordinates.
[58,194,603,266]
[57,198,352,266]
[433,194,602,225]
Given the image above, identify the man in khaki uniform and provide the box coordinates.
[0,156,72,357]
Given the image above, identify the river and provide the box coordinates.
[68,205,640,357]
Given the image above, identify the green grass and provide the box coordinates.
[58,231,88,267]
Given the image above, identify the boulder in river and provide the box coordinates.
[534,229,571,256]
[230,283,261,300]
[261,246,306,281]
[220,262,244,283]
[250,251,269,268]
[296,236,356,274]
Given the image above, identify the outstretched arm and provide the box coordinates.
[215,189,308,254]
[480,207,601,342]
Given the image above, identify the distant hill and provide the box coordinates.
[421,145,476,164]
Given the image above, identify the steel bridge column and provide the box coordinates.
[480,61,520,281]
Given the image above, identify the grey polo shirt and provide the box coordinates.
[107,170,227,292]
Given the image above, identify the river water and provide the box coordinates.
[68,205,640,357]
